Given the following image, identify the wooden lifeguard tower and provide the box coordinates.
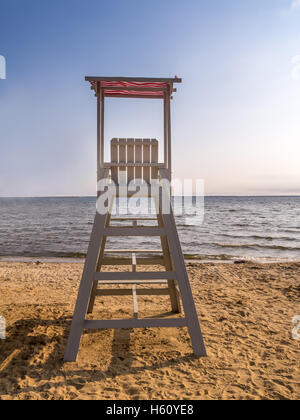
[64,76,206,361]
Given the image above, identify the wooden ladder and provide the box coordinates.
[64,139,206,361]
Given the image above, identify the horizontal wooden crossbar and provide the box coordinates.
[104,163,165,168]
[86,76,182,83]
[95,288,170,296]
[105,249,162,254]
[105,191,159,199]
[111,218,157,221]
[104,94,167,100]
[101,257,165,266]
[97,280,168,285]
[94,272,176,281]
[84,318,187,329]
[103,227,165,236]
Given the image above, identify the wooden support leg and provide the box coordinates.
[131,226,139,319]
[158,178,206,357]
[87,211,112,314]
[154,196,181,313]
[161,206,207,356]
[64,211,108,362]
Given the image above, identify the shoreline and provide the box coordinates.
[0,255,299,265]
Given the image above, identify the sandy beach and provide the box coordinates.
[0,261,299,400]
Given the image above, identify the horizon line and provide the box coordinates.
[1,194,300,199]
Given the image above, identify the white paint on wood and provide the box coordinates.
[84,318,187,329]
[151,139,159,181]
[127,139,135,184]
[111,139,118,184]
[135,139,143,182]
[119,138,127,184]
[94,271,176,281]
[143,139,151,184]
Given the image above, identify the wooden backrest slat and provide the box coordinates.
[151,139,158,181]
[135,139,143,182]
[127,139,135,184]
[110,138,159,185]
[111,139,118,184]
[119,139,127,184]
[143,139,151,184]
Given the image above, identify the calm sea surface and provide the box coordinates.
[0,196,299,262]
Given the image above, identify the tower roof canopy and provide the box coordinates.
[86,76,181,99]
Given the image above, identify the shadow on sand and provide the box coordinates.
[0,314,196,398]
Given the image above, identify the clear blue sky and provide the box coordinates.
[0,0,300,196]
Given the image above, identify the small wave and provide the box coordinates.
[213,243,300,251]
[184,253,236,261]
[251,235,299,242]
[0,251,87,259]
[281,229,300,234]
[219,233,298,242]
[176,224,197,228]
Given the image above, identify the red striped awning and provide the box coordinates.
[88,77,181,99]
[100,81,168,88]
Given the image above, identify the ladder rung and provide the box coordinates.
[84,318,187,329]
[101,257,165,266]
[111,217,157,221]
[105,249,162,254]
[94,271,176,281]
[113,191,158,199]
[104,227,165,236]
[96,280,168,285]
[95,288,170,296]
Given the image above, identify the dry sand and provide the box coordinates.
[0,261,299,400]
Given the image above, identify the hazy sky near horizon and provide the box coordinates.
[0,0,300,196]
